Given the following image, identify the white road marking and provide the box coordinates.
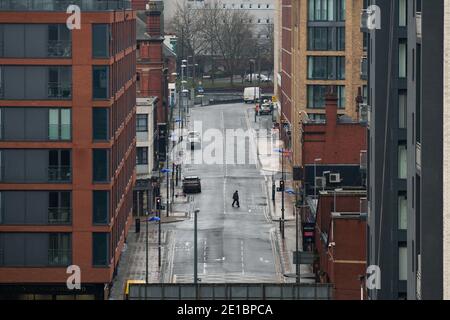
[241,240,245,275]
[203,238,207,274]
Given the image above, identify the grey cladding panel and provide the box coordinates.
[25,233,48,266]
[3,149,25,182]
[2,191,26,224]
[3,24,24,57]
[3,233,25,266]
[3,108,25,140]
[26,191,48,224]
[4,66,25,99]
[25,149,48,182]
[25,108,48,140]
[25,24,47,57]
[25,67,47,99]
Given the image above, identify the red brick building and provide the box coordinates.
[314,191,367,300]
[0,2,136,299]
[136,2,167,125]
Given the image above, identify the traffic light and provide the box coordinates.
[156,197,161,210]
[279,180,285,192]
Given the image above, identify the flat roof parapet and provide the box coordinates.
[0,0,131,11]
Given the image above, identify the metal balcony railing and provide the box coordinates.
[48,165,71,182]
[48,249,71,266]
[360,57,368,80]
[416,12,422,39]
[0,0,131,11]
[48,40,72,58]
[48,82,72,99]
[48,207,71,224]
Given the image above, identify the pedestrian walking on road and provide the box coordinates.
[232,190,240,208]
[255,104,259,122]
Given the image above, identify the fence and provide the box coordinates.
[128,283,333,300]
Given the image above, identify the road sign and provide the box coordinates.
[293,251,316,265]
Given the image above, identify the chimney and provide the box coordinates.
[146,1,164,38]
[325,86,338,128]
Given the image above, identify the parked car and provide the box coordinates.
[182,176,202,193]
[243,87,261,103]
[245,74,271,83]
[187,131,201,150]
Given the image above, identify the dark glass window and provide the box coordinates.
[307,85,345,109]
[93,191,108,224]
[93,108,109,140]
[92,232,109,266]
[136,114,148,132]
[93,149,108,182]
[48,149,71,182]
[48,233,71,266]
[136,147,148,165]
[93,66,109,99]
[307,56,345,80]
[92,24,110,58]
[48,191,71,224]
[308,0,346,21]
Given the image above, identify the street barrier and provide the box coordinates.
[128,283,333,300]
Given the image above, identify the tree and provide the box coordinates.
[170,0,208,82]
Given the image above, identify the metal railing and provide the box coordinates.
[0,0,131,11]
[48,165,71,182]
[48,207,71,224]
[129,283,333,300]
[48,249,71,266]
[48,82,71,99]
[48,40,72,58]
[360,56,368,80]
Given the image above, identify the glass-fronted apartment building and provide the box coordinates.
[0,0,136,299]
[290,0,367,168]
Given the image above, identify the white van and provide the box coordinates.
[243,87,261,103]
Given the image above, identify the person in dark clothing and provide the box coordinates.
[232,190,240,208]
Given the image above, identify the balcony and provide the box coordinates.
[48,249,71,266]
[0,0,131,11]
[48,82,72,99]
[48,207,71,224]
[416,12,422,39]
[48,40,72,58]
[48,166,71,182]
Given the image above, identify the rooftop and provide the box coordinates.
[0,0,132,11]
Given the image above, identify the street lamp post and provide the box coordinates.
[313,158,322,198]
[194,208,199,285]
